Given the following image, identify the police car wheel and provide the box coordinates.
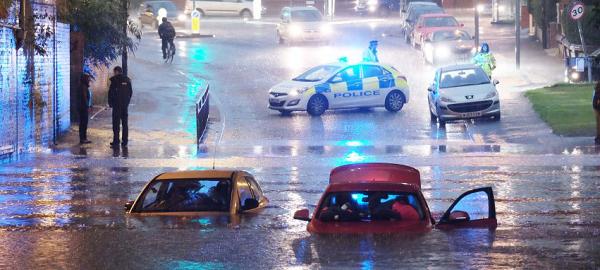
[384,91,405,112]
[430,110,436,122]
[307,95,328,116]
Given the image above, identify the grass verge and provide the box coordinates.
[525,83,596,136]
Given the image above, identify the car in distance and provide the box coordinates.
[268,61,410,116]
[125,170,268,215]
[293,163,498,234]
[137,1,187,29]
[410,13,462,48]
[428,64,501,125]
[184,0,260,19]
[277,7,332,45]
[402,4,444,44]
[355,0,400,16]
[421,29,476,65]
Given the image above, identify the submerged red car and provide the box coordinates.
[293,163,497,234]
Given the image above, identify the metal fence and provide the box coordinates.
[196,83,210,146]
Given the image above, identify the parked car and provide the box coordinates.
[184,0,262,19]
[355,0,401,16]
[399,0,439,12]
[421,29,476,65]
[410,13,462,48]
[402,4,444,44]
[277,6,332,45]
[428,64,501,124]
[137,1,186,29]
[293,163,498,234]
[125,170,269,215]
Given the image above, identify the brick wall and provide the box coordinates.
[0,2,70,162]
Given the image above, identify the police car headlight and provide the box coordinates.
[440,96,455,103]
[436,46,451,58]
[484,91,497,99]
[178,14,187,22]
[295,87,309,95]
[290,24,303,37]
[368,0,377,6]
[321,24,333,35]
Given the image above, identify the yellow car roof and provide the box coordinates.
[155,170,238,180]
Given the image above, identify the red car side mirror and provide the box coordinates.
[293,209,311,221]
[460,23,465,27]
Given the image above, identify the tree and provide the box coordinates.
[57,0,141,67]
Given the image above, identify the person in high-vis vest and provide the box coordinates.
[472,43,496,78]
[362,40,379,62]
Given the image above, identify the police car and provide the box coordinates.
[268,62,410,116]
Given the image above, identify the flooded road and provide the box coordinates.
[1,15,600,269]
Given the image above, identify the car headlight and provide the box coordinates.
[436,46,451,58]
[321,24,333,35]
[290,24,303,37]
[484,91,497,99]
[178,14,187,22]
[368,0,377,6]
[440,96,455,103]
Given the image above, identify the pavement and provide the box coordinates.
[1,13,600,269]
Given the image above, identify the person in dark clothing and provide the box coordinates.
[158,17,176,59]
[108,66,133,148]
[594,81,600,144]
[78,73,92,144]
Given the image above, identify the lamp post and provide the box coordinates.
[515,0,520,70]
[474,1,480,49]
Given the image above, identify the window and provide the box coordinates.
[317,191,424,222]
[449,191,490,220]
[291,10,322,22]
[137,179,231,212]
[423,17,459,27]
[293,65,339,82]
[331,66,360,83]
[432,30,471,42]
[362,65,383,78]
[245,176,264,200]
[238,178,255,208]
[439,68,490,88]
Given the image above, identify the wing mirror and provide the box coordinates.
[241,198,260,211]
[293,209,311,221]
[427,85,434,92]
[124,200,134,211]
[493,79,499,85]
[448,210,471,222]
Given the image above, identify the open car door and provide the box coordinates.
[436,187,497,229]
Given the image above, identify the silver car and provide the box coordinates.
[428,64,500,125]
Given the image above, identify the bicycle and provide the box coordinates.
[164,40,175,64]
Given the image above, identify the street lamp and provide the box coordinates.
[474,1,481,49]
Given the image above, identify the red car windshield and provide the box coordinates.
[423,17,459,27]
[317,191,424,222]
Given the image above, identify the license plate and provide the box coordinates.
[462,112,482,118]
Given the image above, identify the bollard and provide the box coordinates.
[191,10,201,34]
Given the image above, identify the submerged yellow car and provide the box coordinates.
[125,170,268,215]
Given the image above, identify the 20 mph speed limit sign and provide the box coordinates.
[570,2,585,20]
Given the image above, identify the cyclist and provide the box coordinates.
[158,17,176,59]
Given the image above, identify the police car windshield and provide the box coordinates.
[293,65,338,82]
[440,68,490,88]
[423,16,459,27]
[291,10,322,22]
[317,191,424,222]
[433,30,471,42]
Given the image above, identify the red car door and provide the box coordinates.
[436,187,497,229]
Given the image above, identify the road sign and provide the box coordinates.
[191,10,201,34]
[570,2,584,20]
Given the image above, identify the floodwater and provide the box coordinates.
[1,13,600,269]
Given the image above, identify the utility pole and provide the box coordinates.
[541,0,548,49]
[515,0,520,70]
[474,0,480,49]
[122,0,128,76]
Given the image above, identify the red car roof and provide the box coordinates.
[326,182,421,193]
[329,163,421,189]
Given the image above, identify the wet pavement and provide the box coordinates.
[1,13,600,269]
